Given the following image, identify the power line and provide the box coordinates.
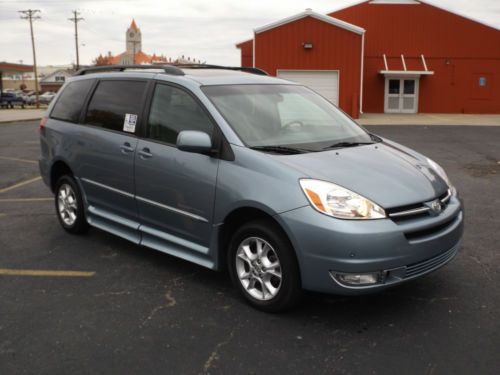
[19,9,40,109]
[68,10,84,70]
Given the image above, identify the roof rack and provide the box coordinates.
[177,64,269,76]
[74,64,185,76]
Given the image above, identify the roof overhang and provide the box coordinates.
[254,8,365,35]
[380,70,434,76]
[379,54,434,77]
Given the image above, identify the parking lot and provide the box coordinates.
[0,120,499,374]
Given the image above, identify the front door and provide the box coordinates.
[384,78,419,113]
[134,83,219,268]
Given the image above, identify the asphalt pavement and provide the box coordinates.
[0,121,499,374]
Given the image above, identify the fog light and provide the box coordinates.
[332,272,383,286]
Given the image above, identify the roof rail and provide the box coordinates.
[74,64,185,76]
[177,64,269,76]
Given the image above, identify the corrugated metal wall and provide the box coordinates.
[331,1,500,113]
[254,16,362,117]
[236,40,253,67]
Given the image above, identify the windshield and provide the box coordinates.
[202,84,372,152]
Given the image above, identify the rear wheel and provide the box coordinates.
[55,175,89,234]
[228,220,302,312]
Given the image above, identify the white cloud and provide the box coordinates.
[1,0,499,66]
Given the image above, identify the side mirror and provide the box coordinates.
[176,130,213,155]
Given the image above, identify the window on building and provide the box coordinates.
[147,84,213,145]
[388,79,400,94]
[50,79,95,123]
[84,80,147,132]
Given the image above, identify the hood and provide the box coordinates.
[271,142,448,209]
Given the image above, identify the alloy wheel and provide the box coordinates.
[235,236,282,301]
[57,183,78,226]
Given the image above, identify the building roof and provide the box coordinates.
[254,8,365,35]
[328,0,500,31]
[40,69,73,83]
[0,62,33,73]
[129,19,139,31]
[106,51,167,65]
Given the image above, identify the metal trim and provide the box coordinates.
[441,189,452,204]
[81,178,134,198]
[389,206,430,218]
[81,178,208,223]
[135,196,208,223]
[389,189,452,218]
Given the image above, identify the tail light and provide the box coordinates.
[39,116,47,133]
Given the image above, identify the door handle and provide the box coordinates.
[138,147,153,159]
[120,142,135,153]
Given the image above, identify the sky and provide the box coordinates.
[1,0,499,67]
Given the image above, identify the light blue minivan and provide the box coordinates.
[39,65,463,311]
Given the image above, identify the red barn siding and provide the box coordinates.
[236,40,253,67]
[254,16,362,117]
[331,1,500,114]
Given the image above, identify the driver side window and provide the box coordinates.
[148,84,214,145]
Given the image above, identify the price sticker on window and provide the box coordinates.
[123,113,137,133]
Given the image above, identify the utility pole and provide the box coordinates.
[19,9,40,109]
[68,10,84,70]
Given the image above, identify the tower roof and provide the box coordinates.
[129,19,138,31]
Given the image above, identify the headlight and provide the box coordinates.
[426,158,455,193]
[299,179,386,219]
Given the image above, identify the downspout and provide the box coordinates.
[359,31,365,115]
[252,32,256,68]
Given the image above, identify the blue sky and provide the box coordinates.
[1,0,499,66]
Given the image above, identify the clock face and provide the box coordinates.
[129,32,134,38]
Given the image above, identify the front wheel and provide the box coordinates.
[55,175,89,234]
[228,220,302,312]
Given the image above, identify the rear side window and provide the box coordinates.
[51,79,94,123]
[148,84,213,145]
[84,80,147,132]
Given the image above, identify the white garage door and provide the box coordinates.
[277,70,339,106]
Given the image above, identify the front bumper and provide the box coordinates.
[277,195,464,295]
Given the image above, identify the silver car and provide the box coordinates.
[39,65,464,311]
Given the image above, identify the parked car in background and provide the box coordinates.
[39,91,56,104]
[0,91,25,108]
[22,91,35,104]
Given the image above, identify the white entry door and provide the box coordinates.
[277,70,339,106]
[384,78,419,113]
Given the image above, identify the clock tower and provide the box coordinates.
[126,19,142,55]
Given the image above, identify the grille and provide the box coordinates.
[404,215,458,242]
[404,244,459,279]
[387,189,452,221]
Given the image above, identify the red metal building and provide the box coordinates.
[236,0,500,118]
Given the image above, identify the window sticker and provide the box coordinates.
[123,113,137,133]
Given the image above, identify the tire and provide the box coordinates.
[54,175,89,234]
[228,219,302,312]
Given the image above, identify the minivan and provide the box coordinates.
[39,65,463,311]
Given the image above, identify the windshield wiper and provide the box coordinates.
[250,145,308,154]
[323,141,374,150]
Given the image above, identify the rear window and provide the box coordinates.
[51,79,94,123]
[84,80,147,133]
